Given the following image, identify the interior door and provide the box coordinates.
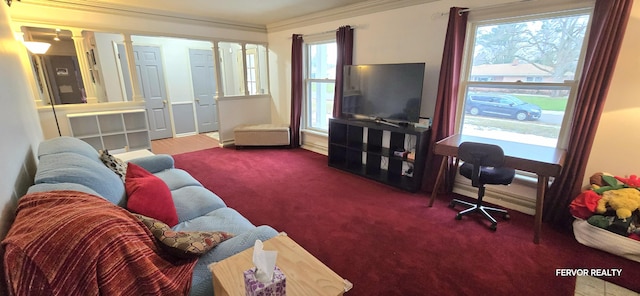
[134,45,173,140]
[189,49,218,133]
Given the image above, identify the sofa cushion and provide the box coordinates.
[126,163,179,227]
[134,214,233,259]
[155,169,203,190]
[128,154,175,174]
[35,153,126,205]
[38,136,101,161]
[171,186,227,223]
[27,183,100,197]
[99,150,127,182]
[173,207,255,234]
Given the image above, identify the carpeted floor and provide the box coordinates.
[173,147,640,296]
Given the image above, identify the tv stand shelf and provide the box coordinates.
[328,118,430,192]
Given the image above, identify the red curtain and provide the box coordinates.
[421,7,468,193]
[290,34,304,148]
[543,0,633,229]
[333,26,354,118]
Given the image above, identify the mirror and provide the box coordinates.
[22,26,132,105]
[23,27,86,105]
[20,25,267,107]
[90,31,132,102]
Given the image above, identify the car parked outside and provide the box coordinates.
[465,93,542,121]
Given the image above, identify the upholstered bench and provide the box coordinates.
[233,123,290,148]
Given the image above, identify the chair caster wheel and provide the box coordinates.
[455,214,462,220]
[504,214,510,220]
[490,224,497,231]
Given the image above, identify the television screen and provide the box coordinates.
[342,63,425,123]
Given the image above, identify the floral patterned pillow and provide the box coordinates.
[99,149,127,182]
[133,213,234,259]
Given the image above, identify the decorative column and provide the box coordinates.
[71,29,98,103]
[123,33,144,102]
[241,42,249,96]
[212,41,224,98]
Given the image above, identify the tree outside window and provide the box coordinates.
[460,11,591,148]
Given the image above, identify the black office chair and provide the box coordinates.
[449,142,515,231]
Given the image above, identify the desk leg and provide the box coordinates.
[429,157,448,207]
[534,175,548,244]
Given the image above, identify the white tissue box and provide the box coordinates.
[243,266,286,296]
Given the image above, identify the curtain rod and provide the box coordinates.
[439,0,536,16]
[303,29,338,38]
[290,25,356,39]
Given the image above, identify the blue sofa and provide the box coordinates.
[26,136,278,295]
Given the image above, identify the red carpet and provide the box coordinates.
[173,147,640,296]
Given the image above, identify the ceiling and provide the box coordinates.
[74,0,374,27]
[15,0,438,31]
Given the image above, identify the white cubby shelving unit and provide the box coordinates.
[67,109,151,152]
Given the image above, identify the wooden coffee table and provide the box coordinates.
[209,233,352,296]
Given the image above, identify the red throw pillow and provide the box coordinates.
[125,163,178,227]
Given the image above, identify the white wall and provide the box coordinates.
[217,97,272,144]
[584,4,640,184]
[0,4,44,238]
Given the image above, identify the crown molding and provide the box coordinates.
[18,0,267,33]
[266,0,437,32]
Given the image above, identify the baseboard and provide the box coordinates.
[220,139,235,148]
[452,182,536,215]
[301,129,328,155]
[301,142,328,155]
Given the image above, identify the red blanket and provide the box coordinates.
[2,190,197,296]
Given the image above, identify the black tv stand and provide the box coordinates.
[328,118,431,192]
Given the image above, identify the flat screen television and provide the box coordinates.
[342,63,425,123]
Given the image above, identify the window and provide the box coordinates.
[459,9,592,148]
[217,42,269,97]
[246,43,269,95]
[305,40,337,131]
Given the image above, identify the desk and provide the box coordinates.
[428,134,566,244]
